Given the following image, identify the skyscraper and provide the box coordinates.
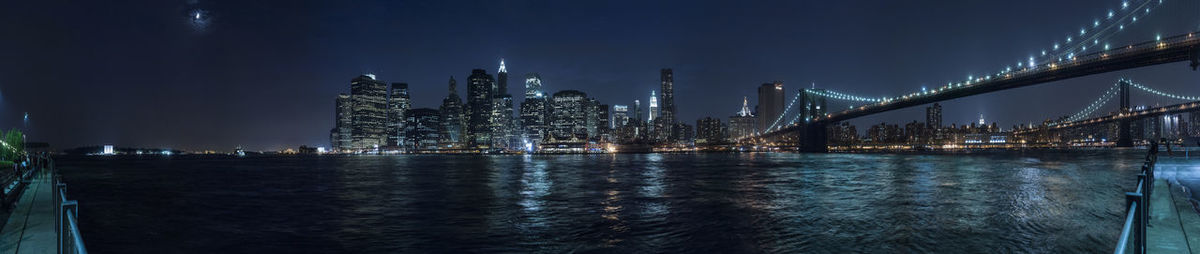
[926,103,942,129]
[387,83,411,148]
[696,117,725,144]
[491,60,516,150]
[440,76,466,149]
[648,90,658,123]
[404,108,441,151]
[634,100,642,123]
[729,96,757,139]
[466,69,496,148]
[757,81,785,132]
[520,73,548,147]
[660,69,676,125]
[350,74,389,151]
[332,93,353,151]
[550,90,589,140]
[612,105,629,128]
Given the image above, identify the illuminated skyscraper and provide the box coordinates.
[612,105,629,128]
[648,90,659,123]
[466,69,496,148]
[757,81,785,132]
[387,83,411,148]
[491,59,515,150]
[520,73,548,146]
[349,74,389,151]
[659,69,676,125]
[332,93,353,151]
[550,90,589,140]
[440,76,466,149]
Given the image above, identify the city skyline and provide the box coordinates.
[2,0,1200,151]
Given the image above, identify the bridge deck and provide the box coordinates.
[1149,156,1200,253]
[0,169,55,254]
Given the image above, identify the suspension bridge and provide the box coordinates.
[740,0,1200,152]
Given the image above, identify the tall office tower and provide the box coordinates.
[350,74,389,151]
[333,94,353,151]
[648,90,659,123]
[926,103,942,129]
[757,81,785,132]
[466,69,496,148]
[490,59,515,149]
[798,87,827,122]
[696,117,725,144]
[404,108,442,151]
[612,105,630,128]
[440,76,466,149]
[386,83,411,148]
[659,69,676,125]
[524,73,543,99]
[594,102,610,138]
[550,90,589,140]
[634,100,643,122]
[729,96,757,139]
[520,73,549,146]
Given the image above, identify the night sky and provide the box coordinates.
[2,0,1198,151]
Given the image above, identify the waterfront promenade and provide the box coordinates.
[0,157,85,254]
[1148,154,1200,253]
[0,169,54,254]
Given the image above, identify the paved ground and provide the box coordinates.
[1148,156,1200,253]
[0,170,54,254]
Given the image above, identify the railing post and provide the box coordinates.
[1126,192,1145,254]
[1139,174,1151,222]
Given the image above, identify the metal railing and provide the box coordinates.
[1114,143,1158,254]
[45,156,87,254]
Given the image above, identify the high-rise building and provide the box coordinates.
[466,69,496,148]
[520,73,549,146]
[491,59,516,150]
[332,94,353,151]
[757,81,785,132]
[696,117,725,144]
[612,105,630,128]
[350,74,389,151]
[550,90,589,140]
[648,90,659,123]
[634,100,643,123]
[799,88,826,122]
[659,69,677,125]
[387,83,411,148]
[440,76,466,149]
[524,72,542,99]
[729,96,757,139]
[598,103,610,140]
[404,108,441,151]
[926,103,942,129]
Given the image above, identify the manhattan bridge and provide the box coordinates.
[739,0,1200,152]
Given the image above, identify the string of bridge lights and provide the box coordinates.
[1126,79,1200,101]
[1059,79,1199,124]
[795,0,1168,109]
[764,93,804,132]
[1064,82,1121,122]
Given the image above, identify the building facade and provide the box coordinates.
[550,90,589,140]
[349,74,389,151]
[439,76,466,149]
[466,69,496,149]
[387,83,411,148]
[404,108,442,151]
[757,82,785,132]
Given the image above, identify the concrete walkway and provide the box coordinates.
[1148,157,1200,253]
[0,170,55,254]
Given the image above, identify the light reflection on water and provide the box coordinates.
[57,150,1150,253]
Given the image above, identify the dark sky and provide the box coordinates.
[2,0,1198,151]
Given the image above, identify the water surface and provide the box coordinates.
[57,151,1145,253]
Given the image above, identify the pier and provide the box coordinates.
[0,157,86,254]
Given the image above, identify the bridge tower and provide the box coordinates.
[801,123,828,153]
[1117,79,1133,147]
